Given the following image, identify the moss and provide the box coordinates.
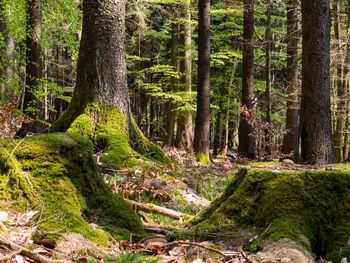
[131,118,171,164]
[0,133,144,245]
[66,114,93,138]
[196,153,211,165]
[60,102,169,170]
[188,168,350,261]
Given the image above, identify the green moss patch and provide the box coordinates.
[0,133,144,244]
[188,168,350,261]
[55,102,170,170]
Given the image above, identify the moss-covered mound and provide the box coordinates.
[189,168,350,261]
[0,133,144,244]
[51,102,170,169]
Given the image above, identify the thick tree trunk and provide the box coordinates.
[300,0,336,164]
[282,0,299,160]
[163,22,178,146]
[51,0,169,168]
[0,0,14,99]
[194,0,211,163]
[238,0,256,159]
[52,0,131,131]
[175,1,193,149]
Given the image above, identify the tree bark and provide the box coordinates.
[175,1,193,149]
[194,0,211,162]
[238,0,256,159]
[300,0,336,164]
[282,0,299,160]
[52,0,131,131]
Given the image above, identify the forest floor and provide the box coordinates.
[0,144,346,263]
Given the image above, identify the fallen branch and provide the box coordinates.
[143,227,173,237]
[0,248,23,262]
[0,235,66,263]
[129,200,192,221]
[162,241,231,257]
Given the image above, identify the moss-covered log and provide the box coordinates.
[0,133,144,244]
[188,168,350,261]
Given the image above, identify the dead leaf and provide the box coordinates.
[169,246,187,257]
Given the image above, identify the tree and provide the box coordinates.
[282,0,299,160]
[51,0,168,167]
[16,0,43,136]
[163,20,179,146]
[194,0,211,163]
[300,0,336,164]
[238,0,256,159]
[175,0,193,149]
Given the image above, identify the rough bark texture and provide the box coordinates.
[238,0,256,159]
[0,0,14,99]
[282,0,299,160]
[194,0,211,161]
[163,22,178,146]
[52,0,131,131]
[300,0,336,164]
[175,2,193,149]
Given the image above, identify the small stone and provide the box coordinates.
[183,178,197,190]
[150,179,167,190]
[282,159,294,165]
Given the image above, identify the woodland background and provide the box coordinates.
[0,0,346,164]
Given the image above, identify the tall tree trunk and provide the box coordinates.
[52,0,131,131]
[238,0,256,159]
[194,0,211,163]
[333,0,345,162]
[175,1,193,149]
[163,21,178,146]
[300,0,336,164]
[17,0,43,137]
[0,0,14,99]
[282,0,299,160]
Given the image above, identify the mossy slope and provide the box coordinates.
[51,102,170,169]
[189,168,350,261]
[0,133,144,244]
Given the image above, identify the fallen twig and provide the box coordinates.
[162,241,229,257]
[0,235,68,263]
[0,248,23,262]
[129,200,192,221]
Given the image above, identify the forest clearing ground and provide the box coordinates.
[2,138,350,263]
